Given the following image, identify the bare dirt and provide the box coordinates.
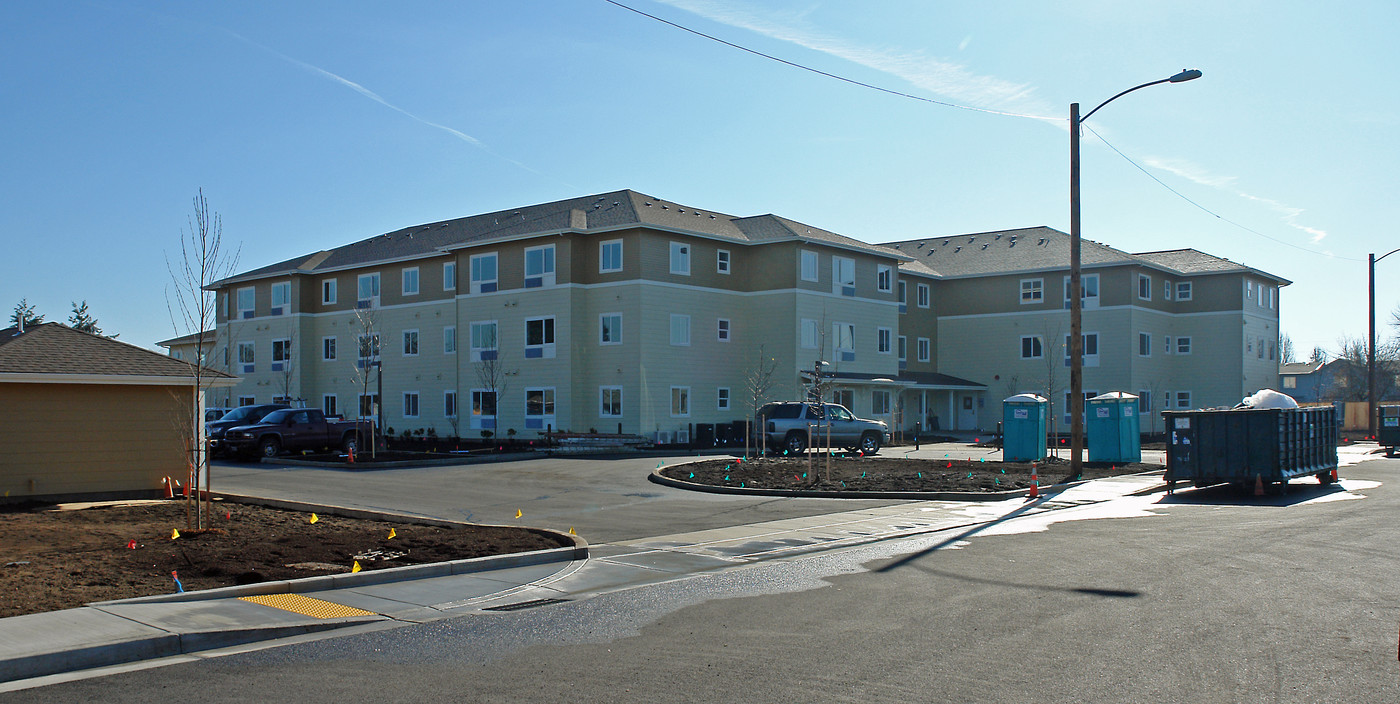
[0,499,572,618]
[661,454,1160,493]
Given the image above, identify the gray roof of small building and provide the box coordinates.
[0,324,236,380]
[155,329,216,348]
[1280,362,1322,376]
[215,190,908,287]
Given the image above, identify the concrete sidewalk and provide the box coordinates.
[0,471,1167,691]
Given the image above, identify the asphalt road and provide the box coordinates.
[16,455,1398,703]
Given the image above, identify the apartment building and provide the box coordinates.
[203,190,1286,439]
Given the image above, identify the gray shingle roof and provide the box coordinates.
[216,190,905,286]
[0,324,236,380]
[1134,249,1289,283]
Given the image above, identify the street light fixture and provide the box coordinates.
[1069,69,1202,479]
[1369,248,1400,439]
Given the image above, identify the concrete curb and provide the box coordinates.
[649,462,1167,501]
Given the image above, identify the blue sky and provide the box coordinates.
[3,1,1396,361]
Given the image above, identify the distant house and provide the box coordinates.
[1279,361,1324,402]
[156,329,217,365]
[0,323,238,501]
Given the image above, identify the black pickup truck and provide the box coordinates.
[222,408,368,459]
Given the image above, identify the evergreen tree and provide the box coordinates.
[9,299,44,330]
[68,300,114,337]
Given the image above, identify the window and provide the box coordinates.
[1268,287,1276,309]
[1063,274,1100,309]
[402,267,419,296]
[1139,332,1151,357]
[834,322,855,362]
[322,279,337,305]
[877,327,892,354]
[898,336,907,362]
[1164,280,1173,300]
[1176,336,1192,355]
[1268,341,1276,361]
[1164,336,1173,355]
[470,253,498,294]
[1176,281,1192,300]
[402,329,419,356]
[323,394,337,418]
[237,287,255,318]
[471,390,497,429]
[1138,274,1152,301]
[670,314,690,346]
[1258,338,1265,359]
[359,393,379,419]
[402,392,419,418]
[319,336,335,362]
[357,273,380,308]
[599,240,623,273]
[834,390,854,411]
[272,338,291,371]
[800,319,819,349]
[443,326,457,354]
[1175,391,1191,409]
[872,390,891,416]
[717,318,731,342]
[525,317,556,358]
[238,341,255,372]
[1021,336,1044,359]
[600,313,622,345]
[1064,333,1100,367]
[600,386,622,417]
[717,249,731,274]
[833,256,855,296]
[270,282,290,314]
[470,321,497,361]
[898,280,907,311]
[717,387,730,411]
[670,387,690,417]
[917,337,930,363]
[443,262,456,291]
[1246,280,1255,301]
[670,242,690,275]
[239,396,256,407]
[1283,376,1297,389]
[1247,337,1254,354]
[917,283,930,308]
[357,333,380,361]
[444,390,457,418]
[525,388,555,429]
[1020,279,1043,303]
[877,265,892,293]
[1137,391,1150,415]
[800,250,819,282]
[524,245,555,288]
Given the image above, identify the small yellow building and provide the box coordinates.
[0,323,238,501]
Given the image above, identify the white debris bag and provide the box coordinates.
[1238,388,1299,410]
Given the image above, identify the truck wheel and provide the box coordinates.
[258,437,281,459]
[342,434,358,454]
[784,431,808,454]
[859,433,881,455]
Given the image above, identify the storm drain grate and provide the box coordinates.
[482,597,570,612]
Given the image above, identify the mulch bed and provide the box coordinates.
[0,500,571,618]
[660,455,1160,493]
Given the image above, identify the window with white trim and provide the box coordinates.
[237,287,255,318]
[1021,336,1043,359]
[1175,391,1191,409]
[402,392,419,419]
[271,338,291,371]
[1176,336,1191,354]
[402,329,419,357]
[717,318,731,342]
[670,314,690,346]
[443,326,457,354]
[834,322,855,361]
[897,280,907,311]
[270,282,290,315]
[717,387,730,411]
[1064,333,1100,367]
[322,278,337,305]
[717,249,730,274]
[1063,274,1100,309]
[471,390,497,430]
[877,327,892,354]
[1139,332,1151,357]
[917,337,930,363]
[443,262,456,291]
[1138,274,1152,301]
[898,336,907,362]
[833,256,855,296]
[600,313,622,345]
[1164,336,1173,355]
[670,387,690,417]
[470,321,497,361]
[599,240,623,273]
[470,253,498,294]
[239,396,256,407]
[402,267,419,296]
[669,242,690,275]
[1020,278,1043,303]
[323,394,338,418]
[1268,287,1276,309]
[801,319,819,349]
[525,317,555,358]
[1246,280,1255,302]
[238,341,255,373]
[525,387,555,429]
[357,273,380,308]
[876,265,892,293]
[322,336,336,361]
[800,250,819,282]
[444,390,457,418]
[357,333,380,362]
[1176,281,1192,300]
[1137,391,1151,415]
[600,386,622,417]
[871,390,891,415]
[917,283,930,308]
[524,244,555,288]
[1163,280,1172,300]
[358,393,379,419]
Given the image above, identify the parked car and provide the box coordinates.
[204,407,233,423]
[206,404,290,456]
[754,401,889,455]
[222,408,367,459]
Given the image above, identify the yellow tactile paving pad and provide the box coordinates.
[238,593,378,619]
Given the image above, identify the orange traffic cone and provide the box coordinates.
[348,446,355,464]
[1330,469,1339,484]
[1028,464,1039,499]
[1254,474,1264,496]
[162,477,174,499]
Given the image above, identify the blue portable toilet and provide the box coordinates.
[1086,392,1141,463]
[1002,394,1047,462]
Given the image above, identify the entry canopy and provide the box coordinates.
[1004,393,1047,403]
[1090,391,1138,400]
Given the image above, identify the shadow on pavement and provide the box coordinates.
[874,494,1052,573]
[1158,481,1349,507]
[901,564,1142,599]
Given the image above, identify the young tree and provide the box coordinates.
[1032,320,1066,455]
[1309,346,1328,364]
[743,344,779,456]
[10,299,44,330]
[474,338,508,443]
[350,305,382,457]
[274,328,297,403]
[165,189,239,530]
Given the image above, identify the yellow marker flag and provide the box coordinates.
[387,528,396,540]
[351,561,362,573]
[569,527,577,535]
[309,513,319,524]
[170,529,180,540]
[515,509,523,519]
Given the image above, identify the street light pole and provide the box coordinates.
[1369,248,1400,439]
[1068,69,1201,479]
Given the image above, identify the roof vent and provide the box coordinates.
[995,234,1002,240]
[1009,240,1017,248]
[917,242,924,249]
[1038,238,1046,245]
[954,246,962,253]
[662,205,668,210]
[645,202,652,207]
[893,244,901,250]
[968,237,976,243]
[612,202,619,206]
[982,244,989,250]
[942,240,949,246]
[678,209,685,213]
[709,214,716,219]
